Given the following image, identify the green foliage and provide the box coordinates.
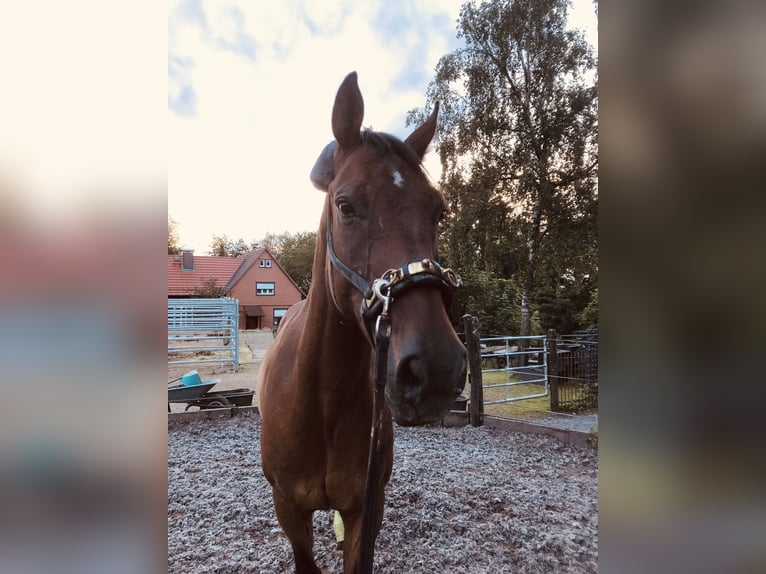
[410,0,598,336]
[190,278,225,298]
[451,266,520,336]
[535,269,596,334]
[579,286,598,330]
[168,216,181,255]
[259,230,317,294]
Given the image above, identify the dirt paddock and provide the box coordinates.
[168,413,598,573]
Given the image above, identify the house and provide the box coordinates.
[168,247,304,330]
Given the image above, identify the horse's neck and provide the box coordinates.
[301,228,372,388]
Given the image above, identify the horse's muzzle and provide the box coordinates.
[387,344,467,426]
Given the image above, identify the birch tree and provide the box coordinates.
[410,0,598,335]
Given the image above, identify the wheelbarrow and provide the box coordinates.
[168,370,254,412]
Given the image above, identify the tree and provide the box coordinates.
[206,229,316,293]
[209,234,254,258]
[579,286,598,331]
[451,266,520,336]
[276,231,316,294]
[258,230,317,294]
[257,231,284,255]
[190,278,225,298]
[168,216,181,255]
[409,0,598,336]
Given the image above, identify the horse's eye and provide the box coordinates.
[337,200,356,217]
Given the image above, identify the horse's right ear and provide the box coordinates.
[405,101,439,160]
[331,71,364,150]
[310,141,336,191]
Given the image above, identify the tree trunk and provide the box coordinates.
[520,291,531,337]
[519,290,531,365]
[519,190,544,341]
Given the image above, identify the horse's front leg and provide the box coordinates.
[339,507,362,574]
[272,490,321,574]
[339,494,385,574]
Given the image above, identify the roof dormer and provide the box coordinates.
[181,248,194,272]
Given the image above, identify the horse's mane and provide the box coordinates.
[360,129,424,172]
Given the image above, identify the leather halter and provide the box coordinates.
[325,207,462,344]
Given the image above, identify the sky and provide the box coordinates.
[169,0,598,253]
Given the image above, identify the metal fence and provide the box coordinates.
[549,335,598,412]
[479,335,549,404]
[476,330,598,411]
[168,298,239,371]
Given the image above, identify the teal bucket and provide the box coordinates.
[180,370,202,386]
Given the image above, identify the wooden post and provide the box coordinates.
[462,314,484,427]
[547,329,559,412]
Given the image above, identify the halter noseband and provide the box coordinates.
[325,213,462,344]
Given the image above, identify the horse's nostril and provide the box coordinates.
[397,356,427,400]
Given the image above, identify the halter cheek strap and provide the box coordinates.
[325,210,462,345]
[326,221,373,315]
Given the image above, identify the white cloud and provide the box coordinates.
[168,0,597,252]
[169,0,446,250]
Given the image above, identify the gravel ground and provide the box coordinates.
[168,415,598,573]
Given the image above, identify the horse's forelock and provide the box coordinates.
[360,130,423,171]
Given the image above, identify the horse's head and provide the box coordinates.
[310,72,467,426]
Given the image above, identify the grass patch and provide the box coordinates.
[466,371,598,419]
[479,371,550,420]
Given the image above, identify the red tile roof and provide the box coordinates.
[167,254,243,296]
[222,247,267,292]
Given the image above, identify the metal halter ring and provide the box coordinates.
[372,276,392,317]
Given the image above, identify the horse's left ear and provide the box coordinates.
[404,101,439,160]
[332,71,364,150]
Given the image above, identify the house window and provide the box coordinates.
[259,259,272,268]
[256,282,275,296]
[273,308,287,328]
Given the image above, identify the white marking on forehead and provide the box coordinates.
[392,170,405,188]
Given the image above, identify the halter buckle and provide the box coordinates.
[372,276,393,317]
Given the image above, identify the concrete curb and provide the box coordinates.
[437,412,594,448]
[481,415,594,448]
[168,405,259,425]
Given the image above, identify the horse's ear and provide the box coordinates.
[405,101,439,160]
[331,71,364,150]
[310,141,336,191]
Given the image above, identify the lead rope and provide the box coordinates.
[357,292,392,574]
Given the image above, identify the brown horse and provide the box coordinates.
[257,72,467,574]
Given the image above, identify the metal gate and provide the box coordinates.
[168,298,239,371]
[549,335,598,411]
[479,335,548,404]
